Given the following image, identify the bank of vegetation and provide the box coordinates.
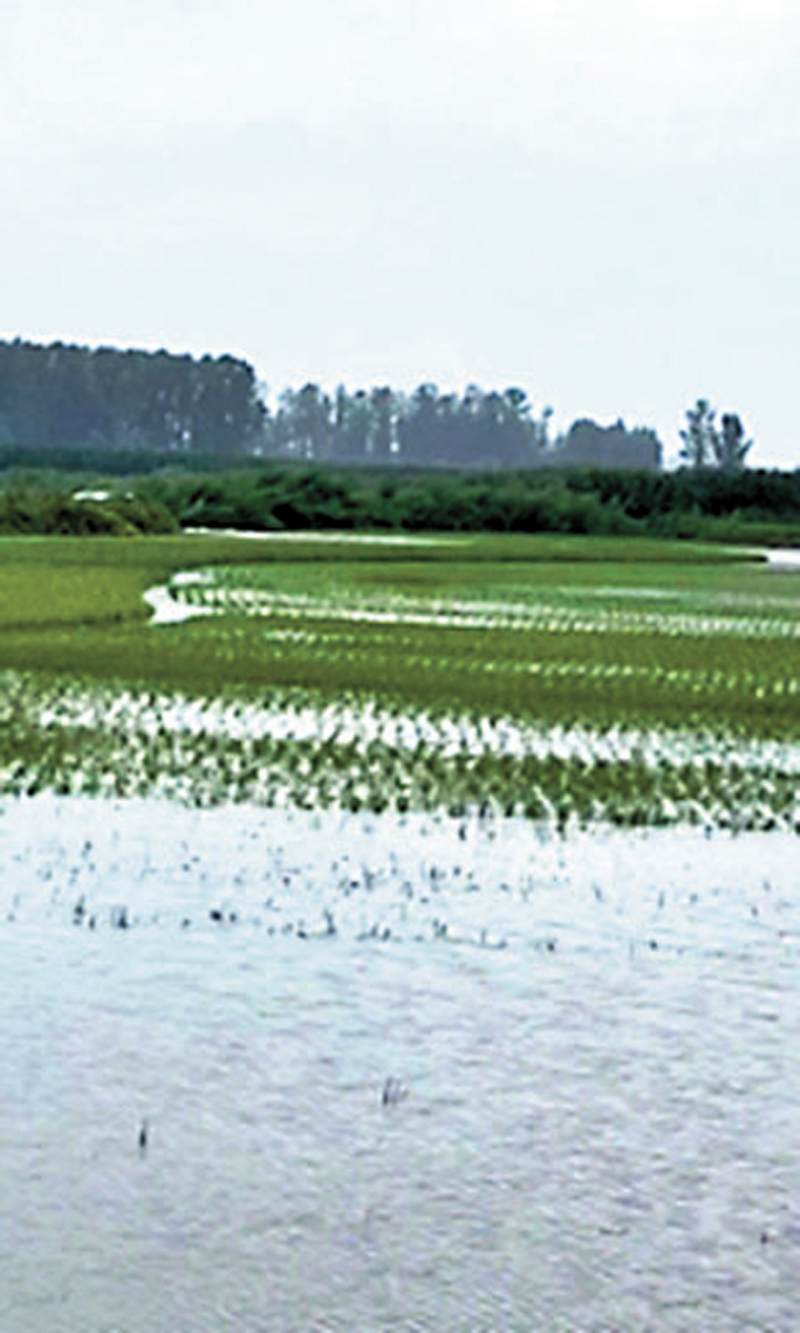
[0,483,178,536]
[1,461,798,544]
[147,463,800,544]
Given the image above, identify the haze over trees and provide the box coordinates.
[0,339,265,456]
[0,338,766,481]
[0,338,663,470]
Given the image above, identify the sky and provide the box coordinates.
[2,0,799,466]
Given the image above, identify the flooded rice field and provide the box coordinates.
[1,795,799,1330]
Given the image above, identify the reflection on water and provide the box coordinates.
[0,796,798,1331]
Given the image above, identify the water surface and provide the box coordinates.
[1,797,798,1330]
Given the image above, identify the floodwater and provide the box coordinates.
[1,796,799,1331]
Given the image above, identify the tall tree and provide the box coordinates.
[397,383,440,464]
[713,413,753,472]
[367,386,397,460]
[679,399,718,467]
[331,386,370,461]
[679,399,754,471]
[275,383,332,459]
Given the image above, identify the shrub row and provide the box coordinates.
[2,463,799,539]
[141,464,800,540]
[0,488,178,536]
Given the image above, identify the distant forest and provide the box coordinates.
[0,338,662,471]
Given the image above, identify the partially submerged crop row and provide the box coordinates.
[140,608,799,740]
[142,556,800,743]
[163,570,800,641]
[1,536,797,830]
[2,672,798,833]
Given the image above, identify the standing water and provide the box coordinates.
[0,795,798,1330]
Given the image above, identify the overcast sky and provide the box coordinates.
[3,0,799,465]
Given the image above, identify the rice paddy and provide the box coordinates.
[0,532,797,832]
[3,533,800,1329]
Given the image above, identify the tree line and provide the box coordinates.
[270,382,662,470]
[0,339,661,469]
[0,339,265,455]
[0,339,765,477]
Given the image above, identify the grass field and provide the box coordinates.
[1,532,798,829]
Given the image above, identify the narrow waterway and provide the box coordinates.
[0,796,798,1330]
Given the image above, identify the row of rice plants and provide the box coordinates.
[2,593,793,742]
[156,601,798,739]
[163,573,800,641]
[174,559,800,640]
[0,534,796,830]
[153,557,800,736]
[2,671,798,832]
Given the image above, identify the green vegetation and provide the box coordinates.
[4,460,799,543]
[0,485,178,536]
[139,462,800,543]
[1,531,798,831]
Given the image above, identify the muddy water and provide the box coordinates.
[0,796,798,1331]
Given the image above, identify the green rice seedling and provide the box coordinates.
[2,668,799,831]
[0,531,798,830]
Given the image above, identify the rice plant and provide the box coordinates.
[0,532,797,830]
